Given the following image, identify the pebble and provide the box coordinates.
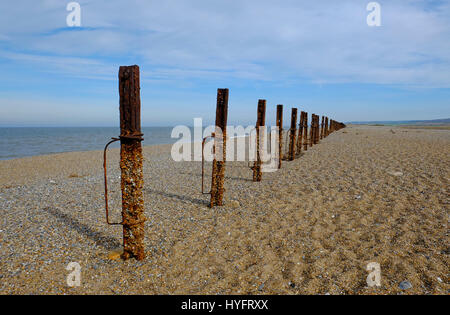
[258,283,264,291]
[107,250,123,261]
[399,281,412,290]
[229,200,240,208]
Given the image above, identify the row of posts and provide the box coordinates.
[108,66,345,260]
[208,88,346,208]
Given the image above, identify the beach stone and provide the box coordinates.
[107,249,123,261]
[388,171,403,177]
[229,200,240,208]
[399,281,412,290]
[258,283,264,291]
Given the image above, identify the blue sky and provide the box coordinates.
[0,0,449,127]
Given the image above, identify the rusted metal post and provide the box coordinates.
[252,100,266,182]
[320,116,324,140]
[296,111,304,156]
[312,114,316,144]
[276,105,283,169]
[288,108,297,161]
[315,115,320,144]
[309,114,314,147]
[315,115,319,143]
[118,65,146,261]
[303,112,308,151]
[210,89,229,207]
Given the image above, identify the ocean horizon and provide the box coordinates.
[0,126,259,160]
[0,127,178,160]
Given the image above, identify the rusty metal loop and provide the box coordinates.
[103,137,123,225]
[202,133,215,194]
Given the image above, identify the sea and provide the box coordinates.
[0,127,178,160]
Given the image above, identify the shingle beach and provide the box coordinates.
[0,125,448,294]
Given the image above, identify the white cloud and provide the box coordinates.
[0,0,449,87]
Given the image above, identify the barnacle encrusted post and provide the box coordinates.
[118,65,146,260]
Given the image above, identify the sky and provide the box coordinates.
[0,0,449,127]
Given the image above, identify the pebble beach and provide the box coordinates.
[0,125,448,295]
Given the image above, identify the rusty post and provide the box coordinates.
[312,114,316,145]
[118,65,146,261]
[315,115,320,144]
[311,114,315,145]
[320,116,324,140]
[210,89,229,207]
[313,114,318,145]
[252,100,266,182]
[276,105,283,169]
[309,114,314,147]
[288,108,297,161]
[303,112,308,151]
[296,111,304,156]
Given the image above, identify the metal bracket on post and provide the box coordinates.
[103,137,122,226]
[201,133,215,195]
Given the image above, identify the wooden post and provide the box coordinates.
[276,105,283,169]
[118,65,146,261]
[288,108,297,161]
[303,112,308,151]
[325,117,329,137]
[210,89,229,207]
[253,99,266,181]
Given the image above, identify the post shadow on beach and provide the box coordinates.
[144,188,210,206]
[43,206,121,250]
[178,170,254,183]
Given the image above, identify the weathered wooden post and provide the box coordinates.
[324,117,329,137]
[303,112,308,151]
[252,99,266,182]
[276,104,283,169]
[118,65,146,261]
[296,111,305,155]
[288,108,297,161]
[210,89,229,207]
